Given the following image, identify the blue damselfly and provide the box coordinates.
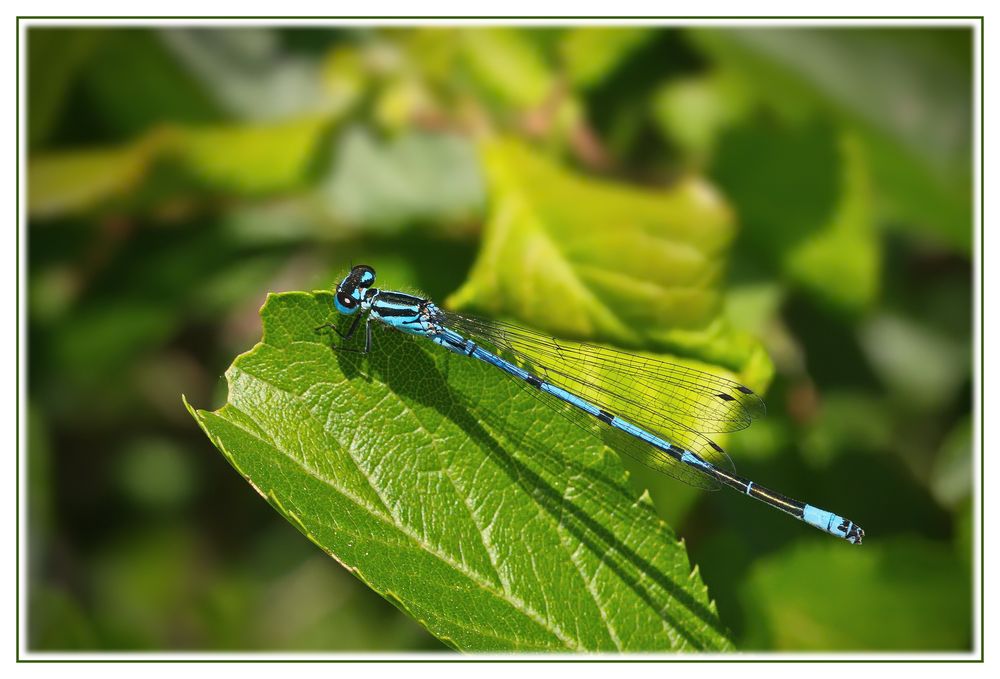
[319,264,864,544]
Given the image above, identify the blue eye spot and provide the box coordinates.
[335,293,359,315]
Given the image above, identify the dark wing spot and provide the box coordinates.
[737,385,755,395]
[717,393,736,402]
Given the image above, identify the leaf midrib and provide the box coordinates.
[222,360,589,651]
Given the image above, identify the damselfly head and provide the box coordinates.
[335,264,377,315]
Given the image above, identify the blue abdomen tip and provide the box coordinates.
[802,504,864,544]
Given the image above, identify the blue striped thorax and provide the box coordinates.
[371,294,447,337]
[333,265,442,336]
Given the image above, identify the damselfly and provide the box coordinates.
[320,264,864,544]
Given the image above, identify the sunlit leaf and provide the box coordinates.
[560,27,653,89]
[460,29,554,108]
[28,118,335,217]
[28,139,159,218]
[653,74,751,160]
[449,139,769,382]
[373,77,439,132]
[177,117,331,194]
[723,282,784,336]
[187,291,732,652]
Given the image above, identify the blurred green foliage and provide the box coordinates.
[27,25,974,653]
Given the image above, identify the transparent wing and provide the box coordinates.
[439,311,765,487]
[441,312,765,433]
[506,372,725,490]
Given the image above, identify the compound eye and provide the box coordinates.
[353,265,376,288]
[335,292,360,315]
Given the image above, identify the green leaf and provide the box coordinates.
[723,281,784,336]
[691,28,972,252]
[653,74,751,160]
[318,127,485,231]
[28,137,160,218]
[28,117,333,217]
[712,119,840,264]
[451,139,733,337]
[740,537,971,651]
[560,28,653,89]
[449,140,769,382]
[176,117,332,195]
[459,29,554,108]
[712,121,879,315]
[187,291,732,652]
[783,133,879,313]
